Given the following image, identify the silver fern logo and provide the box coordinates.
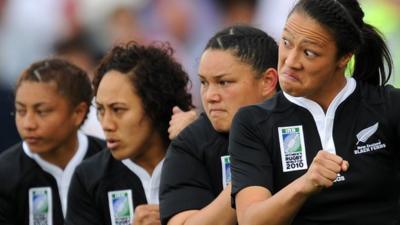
[356,122,378,145]
[354,122,386,155]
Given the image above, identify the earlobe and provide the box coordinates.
[338,53,353,69]
[261,68,278,98]
[73,102,89,126]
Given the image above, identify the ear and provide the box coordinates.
[338,53,353,69]
[72,102,89,127]
[259,68,278,99]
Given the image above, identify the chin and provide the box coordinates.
[109,149,129,161]
[27,145,51,154]
[212,123,230,133]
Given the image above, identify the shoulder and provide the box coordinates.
[179,113,215,138]
[172,113,221,153]
[235,91,291,125]
[0,143,32,192]
[357,82,400,104]
[86,135,106,157]
[0,143,25,171]
[74,150,112,187]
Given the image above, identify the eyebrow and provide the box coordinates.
[15,101,47,108]
[198,73,231,80]
[95,101,127,107]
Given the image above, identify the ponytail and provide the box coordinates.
[353,23,393,86]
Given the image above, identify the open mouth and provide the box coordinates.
[107,139,120,150]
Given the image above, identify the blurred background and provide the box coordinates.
[0,0,399,150]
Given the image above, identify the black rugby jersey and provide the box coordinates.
[65,150,164,225]
[230,79,400,225]
[159,113,230,225]
[0,135,104,225]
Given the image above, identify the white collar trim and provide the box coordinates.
[283,77,356,154]
[121,158,164,204]
[23,131,88,217]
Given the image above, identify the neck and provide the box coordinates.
[131,133,166,175]
[39,132,79,169]
[308,74,347,113]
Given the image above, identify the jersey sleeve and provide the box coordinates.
[159,137,215,225]
[384,85,400,153]
[65,167,103,225]
[229,106,274,207]
[0,154,16,225]
[0,185,14,225]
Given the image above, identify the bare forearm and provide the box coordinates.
[169,186,236,225]
[185,188,236,225]
[240,178,309,225]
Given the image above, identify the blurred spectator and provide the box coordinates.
[213,0,259,25]
[106,7,147,47]
[75,0,148,56]
[0,82,20,152]
[0,0,68,86]
[253,0,296,41]
[147,0,219,111]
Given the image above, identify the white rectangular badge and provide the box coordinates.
[108,189,134,225]
[278,125,308,172]
[29,187,53,225]
[220,155,231,188]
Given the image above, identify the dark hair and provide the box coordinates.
[93,42,193,145]
[291,0,393,86]
[204,24,278,78]
[15,58,93,124]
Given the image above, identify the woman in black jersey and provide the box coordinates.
[159,25,279,225]
[65,42,193,225]
[0,59,104,225]
[230,0,398,225]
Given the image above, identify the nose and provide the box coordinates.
[99,111,116,132]
[203,84,221,104]
[284,49,302,70]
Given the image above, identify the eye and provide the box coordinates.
[112,107,126,114]
[282,38,291,48]
[218,80,231,86]
[37,109,51,117]
[96,106,104,118]
[200,79,208,86]
[15,108,26,116]
[304,49,317,58]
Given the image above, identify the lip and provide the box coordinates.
[24,136,42,145]
[106,139,120,150]
[208,108,226,116]
[281,70,300,82]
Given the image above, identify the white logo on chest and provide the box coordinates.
[354,122,386,154]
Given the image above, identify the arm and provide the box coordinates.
[168,106,197,140]
[0,160,15,225]
[0,190,14,225]
[235,151,349,225]
[229,107,349,225]
[167,183,236,225]
[160,135,227,225]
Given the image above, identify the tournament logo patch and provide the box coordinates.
[108,190,134,225]
[220,155,231,188]
[278,125,308,172]
[29,187,52,225]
